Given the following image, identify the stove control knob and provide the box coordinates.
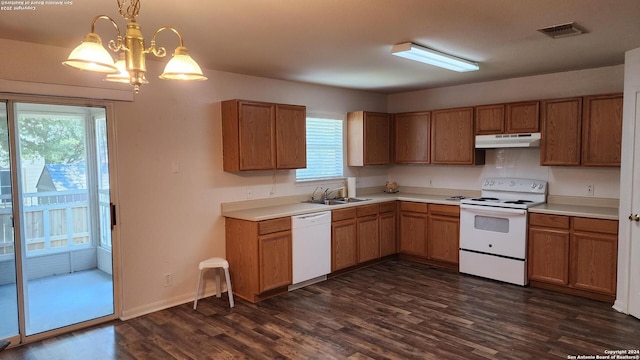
[510,181,515,187]
[484,180,490,186]
[531,183,537,189]
[489,180,495,186]
[537,184,544,190]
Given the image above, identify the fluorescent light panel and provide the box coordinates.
[391,42,479,72]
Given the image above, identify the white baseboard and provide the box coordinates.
[120,288,228,320]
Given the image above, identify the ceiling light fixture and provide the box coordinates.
[63,0,207,93]
[391,42,479,72]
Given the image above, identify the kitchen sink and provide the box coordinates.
[304,197,371,205]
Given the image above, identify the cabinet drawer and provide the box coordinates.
[529,213,569,229]
[357,204,378,217]
[259,217,291,235]
[400,201,428,213]
[332,208,356,222]
[378,202,396,213]
[573,217,618,235]
[429,204,459,216]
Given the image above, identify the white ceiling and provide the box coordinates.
[2,0,640,94]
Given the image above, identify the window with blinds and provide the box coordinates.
[296,117,344,181]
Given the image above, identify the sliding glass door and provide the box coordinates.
[0,101,19,341]
[0,99,116,344]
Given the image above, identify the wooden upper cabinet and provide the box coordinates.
[506,101,539,133]
[540,97,582,166]
[275,104,306,169]
[581,94,623,167]
[475,104,504,135]
[475,101,538,135]
[347,111,391,166]
[431,107,484,165]
[222,99,306,172]
[394,111,431,164]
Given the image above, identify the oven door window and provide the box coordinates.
[474,215,509,233]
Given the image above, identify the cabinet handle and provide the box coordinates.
[629,213,640,222]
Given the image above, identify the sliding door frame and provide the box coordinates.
[1,93,121,345]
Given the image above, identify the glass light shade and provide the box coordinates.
[159,46,207,81]
[63,33,118,73]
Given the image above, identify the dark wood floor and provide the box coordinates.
[3,259,640,359]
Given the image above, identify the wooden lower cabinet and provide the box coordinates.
[399,202,459,269]
[332,208,358,271]
[357,204,380,263]
[428,204,460,265]
[225,217,292,303]
[258,231,293,293]
[399,202,429,257]
[379,202,397,257]
[528,216,570,285]
[528,213,618,302]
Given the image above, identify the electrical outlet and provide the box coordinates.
[164,273,173,287]
[587,184,594,197]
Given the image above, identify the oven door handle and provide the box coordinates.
[460,204,527,216]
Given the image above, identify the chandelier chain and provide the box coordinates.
[117,0,141,20]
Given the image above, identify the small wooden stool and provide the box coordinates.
[193,257,235,309]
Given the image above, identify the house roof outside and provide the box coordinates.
[36,163,87,192]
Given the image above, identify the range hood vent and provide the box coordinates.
[475,133,541,149]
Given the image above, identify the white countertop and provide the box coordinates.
[529,203,619,220]
[221,192,461,221]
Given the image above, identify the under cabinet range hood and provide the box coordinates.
[475,133,541,149]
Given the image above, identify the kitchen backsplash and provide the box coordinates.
[387,148,620,199]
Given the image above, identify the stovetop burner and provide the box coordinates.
[503,200,533,204]
[460,178,548,210]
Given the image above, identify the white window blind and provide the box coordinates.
[296,117,344,181]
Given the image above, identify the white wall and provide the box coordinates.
[388,66,624,199]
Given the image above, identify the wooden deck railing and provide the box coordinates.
[0,189,111,258]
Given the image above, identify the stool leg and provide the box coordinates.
[193,269,203,310]
[215,268,222,298]
[224,267,235,308]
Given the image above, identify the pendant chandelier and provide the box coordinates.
[63,0,207,93]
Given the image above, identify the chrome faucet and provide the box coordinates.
[324,187,345,199]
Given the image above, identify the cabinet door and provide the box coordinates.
[394,112,430,163]
[258,231,292,293]
[364,112,391,165]
[428,213,459,264]
[582,94,623,167]
[399,211,428,257]
[570,232,618,295]
[541,97,582,166]
[332,218,357,271]
[276,104,306,169]
[431,107,478,165]
[357,215,379,263]
[506,101,539,133]
[379,211,397,257]
[475,104,504,135]
[238,101,277,170]
[528,227,570,285]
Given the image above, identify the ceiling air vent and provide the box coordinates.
[537,22,584,39]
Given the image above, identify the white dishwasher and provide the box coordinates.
[289,211,332,291]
